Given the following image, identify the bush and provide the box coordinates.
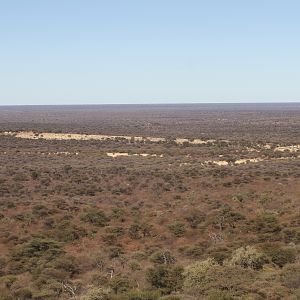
[32,204,50,218]
[183,258,255,297]
[158,296,181,300]
[51,221,87,242]
[207,289,234,300]
[114,290,161,300]
[253,213,281,234]
[207,247,231,264]
[128,261,141,271]
[264,245,297,267]
[0,257,6,276]
[184,209,205,228]
[81,207,109,227]
[108,247,124,259]
[146,265,184,294]
[179,245,204,259]
[13,288,33,299]
[53,255,80,275]
[13,238,63,259]
[128,224,142,239]
[10,238,63,274]
[110,275,132,294]
[183,258,220,295]
[167,223,186,237]
[281,264,300,289]
[150,251,176,265]
[0,275,17,288]
[226,246,266,270]
[80,286,111,300]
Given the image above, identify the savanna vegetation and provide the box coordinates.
[0,104,300,299]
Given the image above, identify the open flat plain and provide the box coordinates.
[0,104,300,299]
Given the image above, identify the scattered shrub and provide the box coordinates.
[110,275,132,294]
[184,209,205,228]
[226,246,266,270]
[281,264,300,289]
[167,223,186,237]
[150,251,176,265]
[253,213,281,234]
[183,258,255,297]
[114,290,161,300]
[146,265,184,294]
[264,245,297,267]
[9,238,64,275]
[81,207,109,227]
[80,286,111,300]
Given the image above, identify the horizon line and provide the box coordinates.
[1,101,300,107]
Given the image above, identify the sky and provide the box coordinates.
[0,0,300,105]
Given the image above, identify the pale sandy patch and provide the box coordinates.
[175,138,216,145]
[205,160,229,166]
[235,158,264,164]
[274,145,300,152]
[107,152,164,158]
[1,131,166,143]
[1,131,221,145]
[263,144,272,150]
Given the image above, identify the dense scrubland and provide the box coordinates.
[0,104,300,300]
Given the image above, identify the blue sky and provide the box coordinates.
[0,0,299,105]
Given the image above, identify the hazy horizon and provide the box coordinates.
[1,102,300,108]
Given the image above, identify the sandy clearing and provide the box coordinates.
[107,152,164,158]
[2,131,163,142]
[2,131,300,157]
[274,145,300,152]
[179,156,300,167]
[205,160,229,166]
[234,158,264,164]
[1,131,226,145]
[263,144,272,150]
[175,138,216,145]
[1,131,166,143]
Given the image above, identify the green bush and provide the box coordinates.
[207,289,235,300]
[80,286,111,300]
[108,246,124,259]
[31,289,58,299]
[183,258,255,297]
[113,290,161,300]
[150,251,176,265]
[51,221,88,242]
[207,247,231,264]
[253,213,281,234]
[179,245,204,259]
[167,223,186,237]
[226,246,266,270]
[158,296,181,300]
[128,261,141,271]
[81,207,109,227]
[32,204,50,218]
[146,265,184,294]
[184,209,205,228]
[0,275,17,288]
[13,288,33,299]
[128,224,142,239]
[110,275,132,294]
[10,238,63,274]
[0,257,6,276]
[53,255,80,275]
[280,264,300,289]
[264,246,297,267]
